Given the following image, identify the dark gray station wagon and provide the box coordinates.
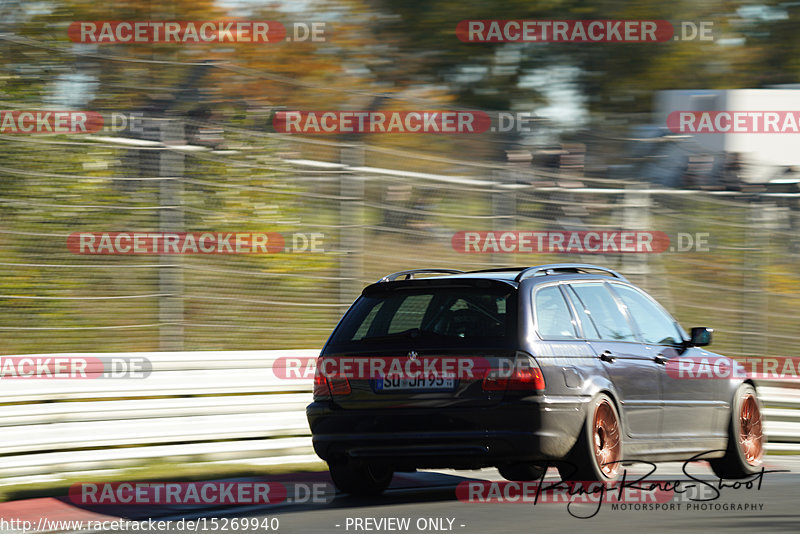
[307,264,765,495]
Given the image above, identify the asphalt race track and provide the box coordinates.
[80,456,800,534]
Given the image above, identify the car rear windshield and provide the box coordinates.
[325,286,518,352]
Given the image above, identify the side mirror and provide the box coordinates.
[689,327,713,347]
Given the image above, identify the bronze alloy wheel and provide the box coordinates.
[738,393,764,466]
[593,399,622,478]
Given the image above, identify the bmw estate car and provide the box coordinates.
[306,264,765,495]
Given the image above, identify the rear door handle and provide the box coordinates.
[599,350,616,363]
[653,353,668,365]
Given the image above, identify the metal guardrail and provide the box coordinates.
[0,350,321,487]
[0,350,797,487]
[757,380,800,452]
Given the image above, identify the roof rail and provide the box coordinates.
[514,264,627,283]
[378,269,464,283]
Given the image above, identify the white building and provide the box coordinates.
[655,88,800,182]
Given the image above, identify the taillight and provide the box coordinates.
[482,352,545,392]
[329,377,351,395]
[507,364,545,390]
[313,361,351,399]
[314,371,331,399]
[481,370,508,391]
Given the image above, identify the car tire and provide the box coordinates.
[498,463,546,481]
[558,393,623,482]
[709,383,765,479]
[328,460,393,496]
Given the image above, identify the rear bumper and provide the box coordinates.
[306,395,588,469]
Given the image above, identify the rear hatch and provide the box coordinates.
[317,278,527,409]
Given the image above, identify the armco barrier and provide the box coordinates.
[757,379,800,452]
[0,350,796,487]
[0,350,320,486]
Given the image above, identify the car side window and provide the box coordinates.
[610,284,683,346]
[570,282,637,342]
[534,285,578,340]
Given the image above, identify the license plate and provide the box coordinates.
[375,375,456,391]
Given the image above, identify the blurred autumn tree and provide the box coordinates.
[4,1,799,130]
[370,0,766,112]
[4,0,796,155]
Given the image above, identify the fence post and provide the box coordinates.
[622,188,651,287]
[492,170,516,266]
[742,202,771,357]
[158,119,185,351]
[339,145,365,306]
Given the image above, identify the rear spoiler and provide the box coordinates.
[363,277,516,296]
